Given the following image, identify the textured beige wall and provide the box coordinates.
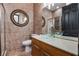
[33,3,42,34]
[3,3,33,51]
[52,8,62,18]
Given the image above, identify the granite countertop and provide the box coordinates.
[31,34,78,55]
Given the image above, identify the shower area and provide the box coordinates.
[0,3,6,56]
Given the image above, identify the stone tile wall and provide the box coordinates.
[33,3,42,34]
[3,3,33,51]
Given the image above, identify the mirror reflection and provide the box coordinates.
[11,9,29,27]
[54,16,61,31]
[14,12,28,24]
[42,16,45,27]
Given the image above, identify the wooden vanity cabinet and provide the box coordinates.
[32,44,42,56]
[32,44,49,56]
[32,38,75,56]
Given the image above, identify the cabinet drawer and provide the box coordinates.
[41,50,50,56]
[32,38,41,46]
[32,44,41,56]
[32,44,49,56]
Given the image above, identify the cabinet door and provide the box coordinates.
[32,45,42,56]
[63,9,70,35]
[68,4,78,36]
[70,10,78,33]
[64,12,69,32]
[62,4,78,37]
[32,44,49,56]
[41,50,49,56]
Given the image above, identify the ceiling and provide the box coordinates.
[43,3,71,11]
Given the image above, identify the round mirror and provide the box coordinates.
[42,16,45,27]
[10,9,29,27]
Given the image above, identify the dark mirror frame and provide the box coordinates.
[42,16,45,27]
[10,9,29,27]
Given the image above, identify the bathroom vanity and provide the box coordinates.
[31,34,78,56]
